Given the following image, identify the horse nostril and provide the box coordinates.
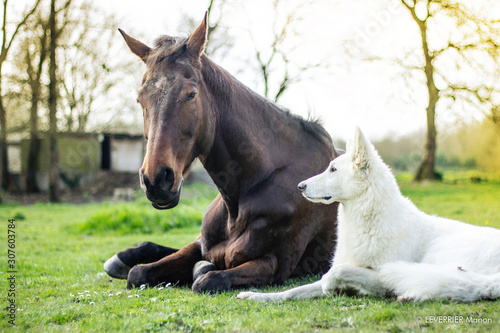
[140,170,151,188]
[297,182,307,191]
[157,166,175,192]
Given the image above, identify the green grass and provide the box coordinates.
[68,184,217,235]
[0,178,499,332]
[397,174,500,229]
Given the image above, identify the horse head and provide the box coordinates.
[120,13,215,209]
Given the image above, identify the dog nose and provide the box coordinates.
[297,182,307,191]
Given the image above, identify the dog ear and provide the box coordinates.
[352,127,371,171]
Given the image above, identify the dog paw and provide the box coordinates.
[236,291,255,299]
[320,272,340,295]
[236,291,274,302]
[396,295,416,303]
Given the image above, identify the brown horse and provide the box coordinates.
[104,13,340,293]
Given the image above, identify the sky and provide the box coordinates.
[15,0,498,143]
[90,0,432,143]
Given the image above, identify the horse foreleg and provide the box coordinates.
[104,241,179,279]
[191,255,277,293]
[127,239,203,289]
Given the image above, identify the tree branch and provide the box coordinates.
[2,0,42,59]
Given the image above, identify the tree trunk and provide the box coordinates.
[0,92,9,192]
[0,114,8,196]
[26,73,41,192]
[27,57,42,194]
[415,92,439,181]
[26,136,40,193]
[0,51,9,191]
[48,0,59,202]
[412,16,440,181]
[26,20,49,194]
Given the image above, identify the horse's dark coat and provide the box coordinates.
[108,15,340,292]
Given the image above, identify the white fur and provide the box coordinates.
[237,127,500,302]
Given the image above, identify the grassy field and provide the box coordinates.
[0,178,499,332]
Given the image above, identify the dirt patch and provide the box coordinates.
[4,171,141,205]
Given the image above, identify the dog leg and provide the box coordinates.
[237,280,324,302]
[321,264,388,296]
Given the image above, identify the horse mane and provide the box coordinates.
[199,54,333,149]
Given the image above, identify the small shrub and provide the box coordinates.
[70,203,202,235]
[68,183,217,235]
[13,211,26,220]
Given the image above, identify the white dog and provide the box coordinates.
[237,127,500,302]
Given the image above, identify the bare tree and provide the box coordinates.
[58,3,120,132]
[48,0,60,202]
[179,0,323,103]
[14,0,115,193]
[0,0,41,192]
[24,13,49,193]
[178,0,233,58]
[47,0,75,201]
[399,0,500,180]
[250,0,323,102]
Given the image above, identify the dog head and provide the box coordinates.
[298,127,378,204]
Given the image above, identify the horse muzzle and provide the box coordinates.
[140,167,183,210]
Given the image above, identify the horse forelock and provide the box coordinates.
[146,36,189,67]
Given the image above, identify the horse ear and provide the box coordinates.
[352,127,371,171]
[186,12,208,58]
[119,29,151,63]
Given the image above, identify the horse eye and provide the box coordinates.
[330,167,337,173]
[186,91,197,101]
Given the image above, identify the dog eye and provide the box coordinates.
[186,91,197,101]
[330,167,337,172]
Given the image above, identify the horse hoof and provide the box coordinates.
[192,271,231,293]
[104,254,131,279]
[127,265,160,289]
[193,260,216,282]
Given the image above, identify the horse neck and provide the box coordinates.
[199,56,290,194]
